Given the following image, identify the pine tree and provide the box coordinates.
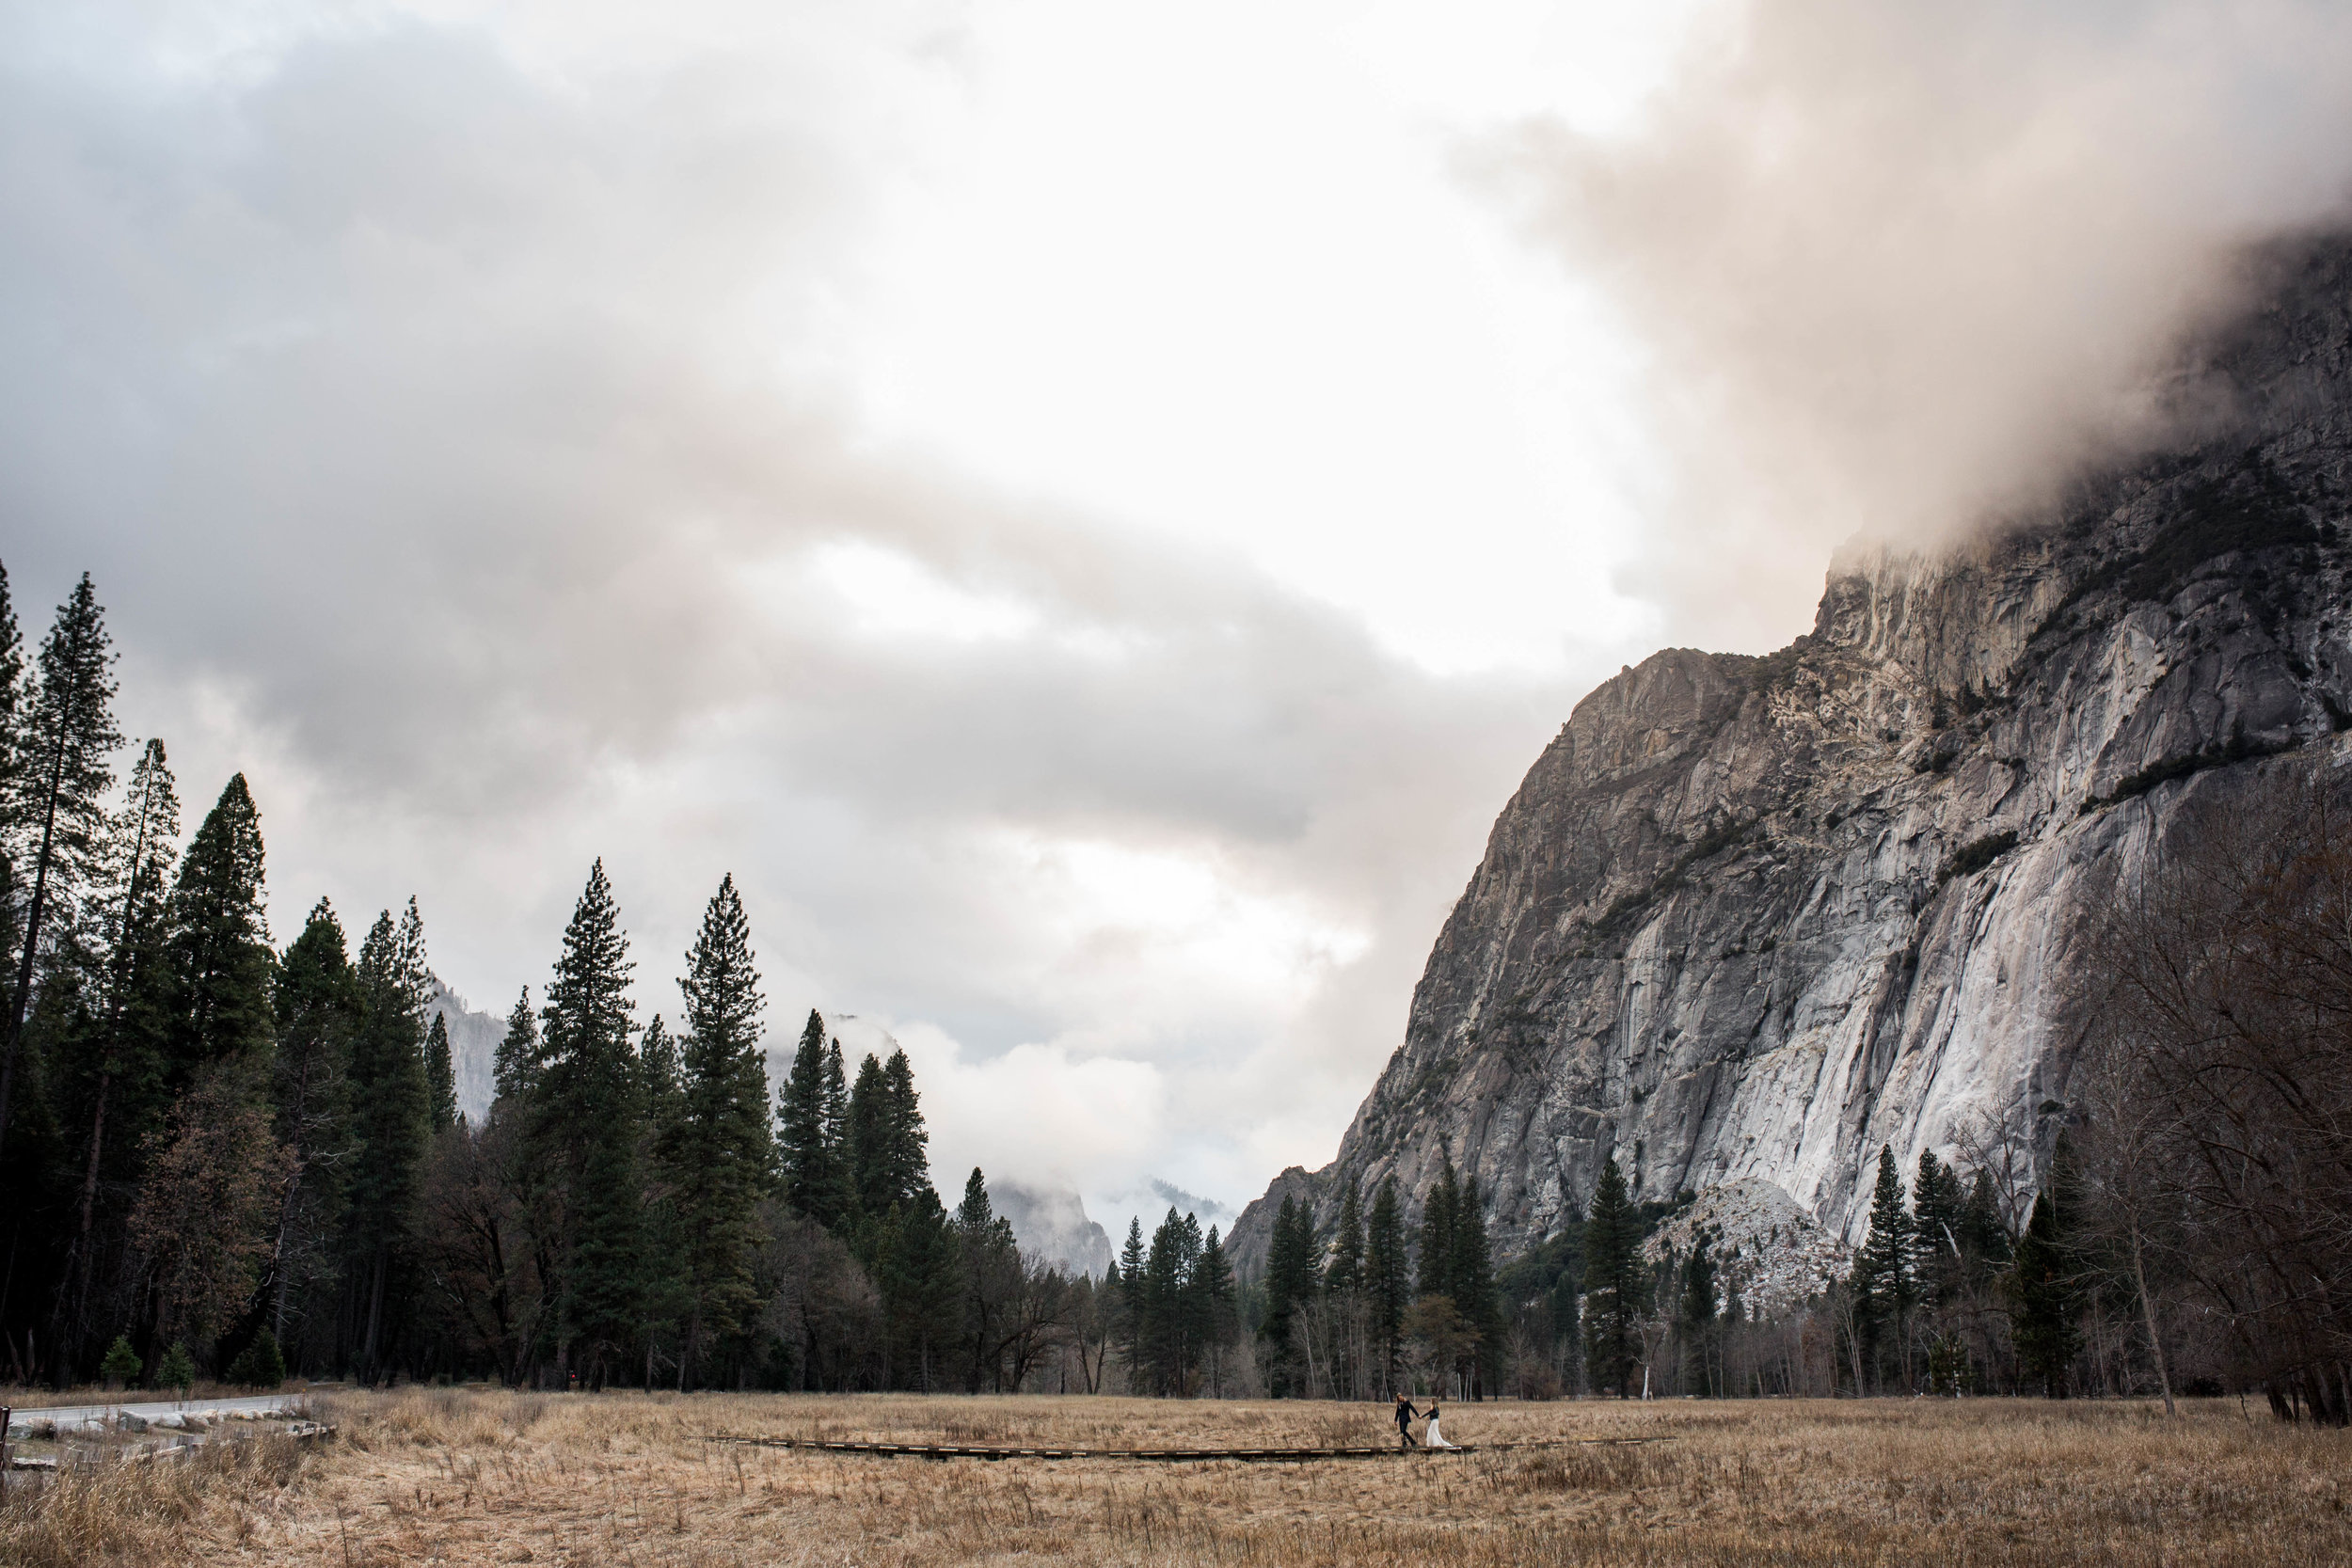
[533,861,644,1385]
[953,1167,1021,1392]
[1144,1206,1204,1396]
[1677,1233,1719,1395]
[1418,1157,1459,1300]
[266,900,360,1351]
[1581,1157,1643,1397]
[424,1012,458,1132]
[1262,1195,1318,1396]
[1912,1150,1966,1307]
[1851,1146,1914,1389]
[2,575,122,1163]
[634,1013,686,1388]
[1326,1181,1363,1296]
[640,1016,682,1130]
[493,987,537,1106]
[778,1009,847,1227]
[1960,1169,2012,1278]
[1366,1176,1409,1396]
[346,900,431,1375]
[2010,1190,2079,1397]
[1448,1174,1502,1399]
[881,1049,930,1204]
[822,1036,849,1179]
[847,1052,893,1225]
[875,1189,961,1391]
[667,875,776,1386]
[163,776,275,1073]
[1114,1216,1147,1379]
[60,737,180,1355]
[1197,1224,1237,1389]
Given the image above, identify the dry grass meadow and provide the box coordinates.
[7,1389,2351,1566]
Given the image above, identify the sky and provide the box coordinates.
[7,0,2351,1241]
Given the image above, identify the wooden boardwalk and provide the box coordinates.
[707,1433,1664,1464]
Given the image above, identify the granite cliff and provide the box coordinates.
[1233,235,2352,1275]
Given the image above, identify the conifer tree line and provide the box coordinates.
[0,564,1109,1393]
[1243,1154,1502,1402]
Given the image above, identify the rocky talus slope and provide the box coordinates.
[1234,236,2352,1274]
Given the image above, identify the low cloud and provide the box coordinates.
[1486,0,2352,649]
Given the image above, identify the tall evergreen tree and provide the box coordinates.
[424,1012,458,1133]
[57,737,179,1356]
[1262,1195,1317,1396]
[881,1049,930,1204]
[1912,1150,1966,1308]
[1677,1233,1719,1395]
[667,875,775,1386]
[1580,1157,1644,1397]
[2,575,121,1163]
[1114,1216,1147,1378]
[162,776,275,1074]
[1851,1146,1915,1389]
[346,900,431,1375]
[778,1009,848,1227]
[266,901,359,1354]
[874,1188,961,1391]
[2010,1190,2079,1397]
[847,1047,932,1227]
[953,1167,1021,1392]
[1960,1169,2012,1275]
[493,987,536,1105]
[1418,1157,1460,1300]
[532,861,644,1385]
[1366,1176,1409,1396]
[1448,1174,1502,1398]
[821,1036,849,1180]
[847,1051,894,1223]
[1326,1181,1364,1296]
[1141,1206,1205,1395]
[634,1014,687,1388]
[639,1016,682,1129]
[1197,1224,1238,1388]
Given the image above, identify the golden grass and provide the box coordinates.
[12,1389,2352,1565]
[0,1430,311,1568]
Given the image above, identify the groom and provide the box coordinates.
[1393,1391,1421,1449]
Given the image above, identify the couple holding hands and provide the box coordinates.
[1392,1391,1458,1449]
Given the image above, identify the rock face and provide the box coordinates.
[1232,236,2352,1274]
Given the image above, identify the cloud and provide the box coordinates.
[1483,0,2352,650]
[12,0,2347,1219]
[0,2,1573,1211]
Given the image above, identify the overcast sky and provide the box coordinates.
[8,0,2351,1239]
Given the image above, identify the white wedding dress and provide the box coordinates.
[1425,1411,1458,1449]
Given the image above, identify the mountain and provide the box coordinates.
[992,1181,1116,1276]
[809,1012,1114,1275]
[1232,233,2352,1274]
[426,977,505,1124]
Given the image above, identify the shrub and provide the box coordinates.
[99,1334,142,1389]
[226,1330,286,1389]
[153,1341,197,1394]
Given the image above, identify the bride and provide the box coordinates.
[1424,1403,1459,1450]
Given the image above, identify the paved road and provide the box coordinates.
[6,1392,308,1431]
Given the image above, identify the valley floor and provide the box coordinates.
[8,1388,2350,1566]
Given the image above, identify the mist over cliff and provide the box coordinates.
[1232,231,2352,1274]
